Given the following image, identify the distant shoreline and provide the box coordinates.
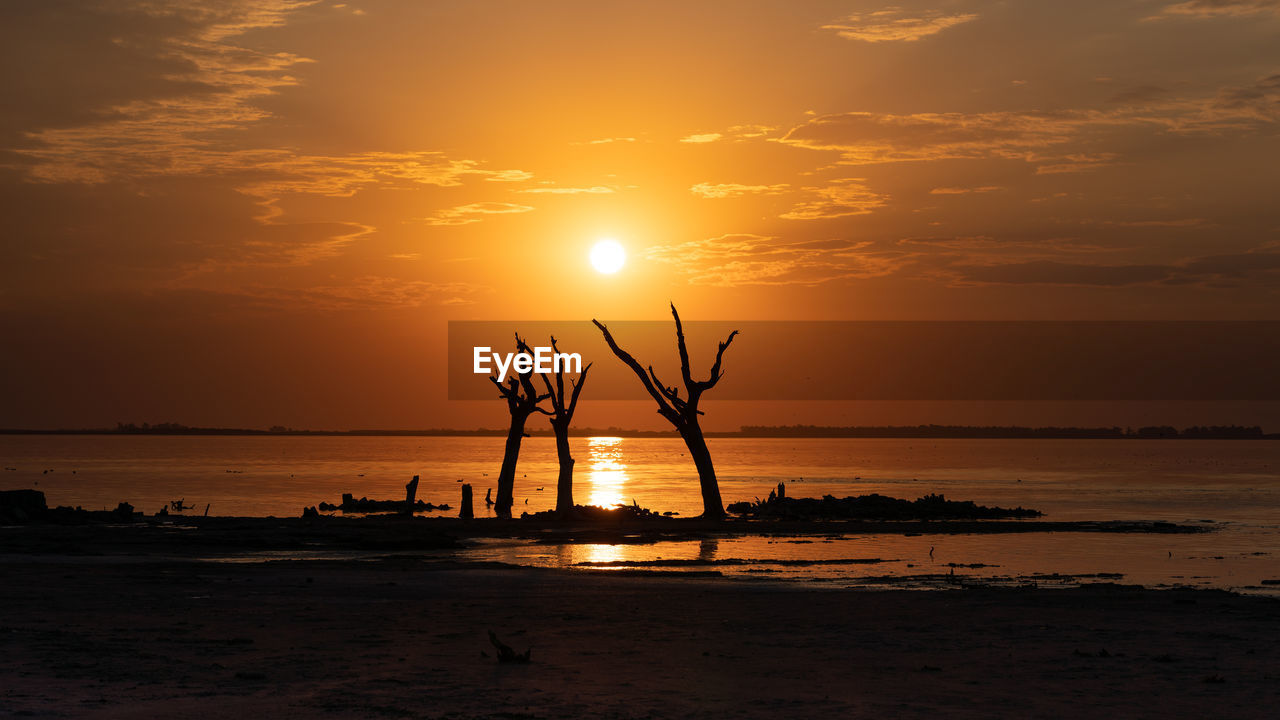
[2,424,1276,439]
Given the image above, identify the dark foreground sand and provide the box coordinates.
[1,556,1277,719]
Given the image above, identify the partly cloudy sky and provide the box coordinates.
[2,0,1278,428]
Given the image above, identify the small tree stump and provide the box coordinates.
[403,475,419,515]
[461,483,474,520]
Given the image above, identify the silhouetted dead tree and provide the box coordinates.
[535,336,591,516]
[593,304,738,519]
[489,334,549,519]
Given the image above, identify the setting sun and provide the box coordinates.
[589,239,626,275]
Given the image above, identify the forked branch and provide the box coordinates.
[490,333,550,416]
[592,309,738,427]
[537,335,591,423]
[592,319,680,424]
[702,329,740,389]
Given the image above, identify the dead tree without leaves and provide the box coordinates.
[534,337,591,516]
[593,303,738,519]
[489,334,549,519]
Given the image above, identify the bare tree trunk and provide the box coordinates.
[533,336,589,519]
[680,424,724,519]
[495,415,527,519]
[553,425,574,515]
[487,334,551,520]
[460,483,473,520]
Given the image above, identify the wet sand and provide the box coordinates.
[0,513,1207,559]
[1,554,1276,718]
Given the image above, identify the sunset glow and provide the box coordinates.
[0,0,1277,434]
[589,240,627,275]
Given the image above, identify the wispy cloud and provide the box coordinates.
[418,202,535,226]
[1032,153,1119,174]
[725,124,776,138]
[1151,0,1280,19]
[678,124,777,144]
[249,276,489,309]
[780,110,1091,165]
[15,1,318,183]
[823,8,977,43]
[690,182,789,198]
[778,83,1280,170]
[929,186,1004,195]
[679,132,723,144]
[519,185,614,194]
[1214,73,1280,116]
[3,1,542,282]
[21,142,531,195]
[780,178,887,220]
[417,199,532,225]
[9,2,531,212]
[644,234,897,286]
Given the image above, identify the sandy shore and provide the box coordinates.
[1,554,1276,718]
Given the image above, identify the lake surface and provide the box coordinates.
[3,435,1278,592]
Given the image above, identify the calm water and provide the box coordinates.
[2,435,1278,592]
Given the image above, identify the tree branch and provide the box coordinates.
[537,370,561,413]
[549,336,566,404]
[702,329,739,389]
[566,362,591,417]
[512,333,545,411]
[489,375,521,411]
[593,319,680,423]
[647,365,681,404]
[671,302,694,388]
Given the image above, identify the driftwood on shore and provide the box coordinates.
[727,488,1042,521]
[519,502,671,522]
[0,489,141,524]
[318,492,451,514]
[488,630,531,663]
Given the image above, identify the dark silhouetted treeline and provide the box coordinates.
[0,422,1274,439]
[0,423,680,437]
[733,424,1273,439]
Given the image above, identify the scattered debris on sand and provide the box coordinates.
[488,630,532,663]
[1,489,140,524]
[727,484,1041,520]
[519,502,668,522]
[318,492,451,514]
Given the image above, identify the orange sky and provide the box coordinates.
[2,0,1279,429]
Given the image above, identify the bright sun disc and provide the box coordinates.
[590,239,626,274]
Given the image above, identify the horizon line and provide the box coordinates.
[2,423,1276,439]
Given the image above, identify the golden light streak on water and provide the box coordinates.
[585,436,628,509]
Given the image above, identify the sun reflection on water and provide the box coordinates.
[582,543,626,566]
[586,436,629,509]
